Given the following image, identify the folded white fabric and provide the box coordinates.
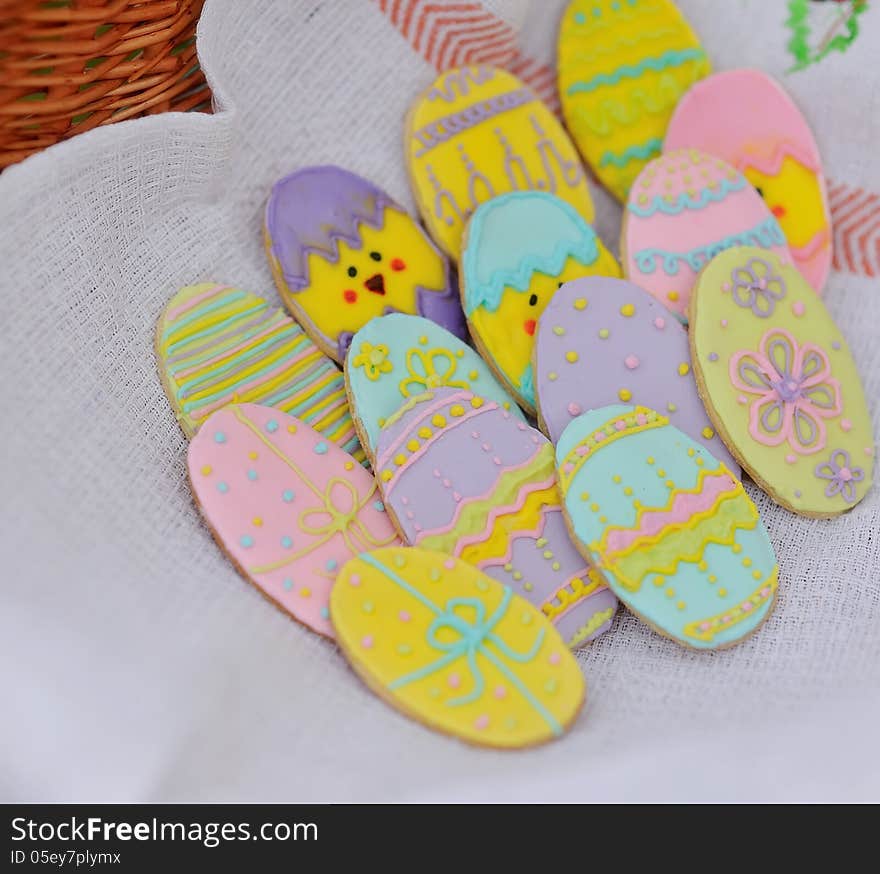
[0,0,877,801]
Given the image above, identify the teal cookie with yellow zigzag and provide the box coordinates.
[556,404,778,649]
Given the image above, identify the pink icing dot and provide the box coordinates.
[349,574,361,587]
[792,301,805,316]
[737,395,748,405]
[722,615,731,623]
[433,469,441,478]
[361,635,374,649]
[502,411,510,420]
[595,430,605,441]
[471,431,479,439]
[624,355,640,370]
[742,602,753,612]
[531,435,540,444]
[839,467,853,482]
[405,511,414,520]
[564,462,575,473]
[548,652,561,665]
[442,478,451,488]
[841,419,852,432]
[758,277,767,290]
[493,685,507,699]
[567,402,582,416]
[493,456,502,465]
[448,672,461,688]
[474,715,490,730]
[517,422,527,431]
[785,454,796,464]
[635,413,647,426]
[481,442,491,451]
[761,587,771,597]
[576,445,589,456]
[722,282,732,293]
[615,419,627,431]
[414,523,423,532]
[700,622,711,631]
[398,610,411,623]
[453,492,462,502]
[444,558,456,570]
[721,319,728,328]
[401,496,410,506]
[654,317,666,329]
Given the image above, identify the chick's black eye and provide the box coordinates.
[347,266,357,278]
[529,294,538,306]
[369,251,382,261]
[557,281,563,288]
[755,186,764,198]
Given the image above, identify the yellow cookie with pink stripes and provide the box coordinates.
[156,282,364,463]
[188,403,399,637]
[332,547,586,747]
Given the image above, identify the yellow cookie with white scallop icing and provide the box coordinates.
[331,547,586,748]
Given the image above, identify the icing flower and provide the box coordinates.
[730,328,842,455]
[814,449,864,503]
[352,342,392,381]
[400,347,468,397]
[728,257,786,317]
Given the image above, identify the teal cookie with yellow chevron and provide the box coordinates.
[557,0,710,201]
[556,404,778,649]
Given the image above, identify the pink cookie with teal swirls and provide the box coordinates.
[188,403,400,637]
[622,148,791,321]
[690,247,873,517]
[534,276,738,475]
[374,387,618,648]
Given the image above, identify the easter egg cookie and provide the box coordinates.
[406,65,594,259]
[375,388,618,648]
[332,547,586,747]
[534,275,737,473]
[265,166,465,363]
[188,404,399,638]
[558,0,710,202]
[557,404,779,649]
[665,69,831,292]
[622,148,791,321]
[345,313,524,461]
[156,282,364,462]
[461,192,620,412]
[690,247,874,517]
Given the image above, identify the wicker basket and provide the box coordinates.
[0,0,210,169]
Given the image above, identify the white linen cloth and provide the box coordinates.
[1,0,878,802]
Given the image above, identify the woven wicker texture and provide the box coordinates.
[0,0,209,168]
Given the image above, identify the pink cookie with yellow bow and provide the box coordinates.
[188,403,400,637]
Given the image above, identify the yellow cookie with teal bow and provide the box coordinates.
[331,547,586,748]
[461,191,620,412]
[557,0,710,201]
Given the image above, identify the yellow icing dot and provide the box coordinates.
[598,328,610,339]
[503,402,511,409]
[344,461,354,471]
[742,557,752,568]
[653,576,665,587]
[378,418,386,428]
[566,351,579,363]
[718,588,728,598]
[687,448,695,457]
[418,427,432,439]
[677,601,686,611]
[623,487,633,496]
[381,470,392,482]
[618,388,632,402]
[418,335,428,345]
[470,397,484,408]
[548,372,558,381]
[456,350,465,359]
[708,575,717,584]
[665,588,676,599]
[450,404,465,417]
[666,480,675,488]
[590,503,599,512]
[702,427,715,439]
[200,465,212,476]
[732,544,742,554]
[620,303,635,317]
[468,370,478,380]
[300,588,312,598]
[394,454,407,466]
[407,439,420,452]
[580,492,590,501]
[646,456,655,465]
[612,475,621,483]
[287,424,297,434]
[553,326,565,336]
[248,451,258,460]
[678,362,690,376]
[667,402,677,413]
[698,561,708,572]
[543,550,553,560]
[667,291,679,302]
[574,298,587,310]
[432,415,446,428]
[252,517,263,527]
[657,469,666,477]
[753,570,763,580]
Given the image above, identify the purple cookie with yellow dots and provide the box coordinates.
[534,276,738,475]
